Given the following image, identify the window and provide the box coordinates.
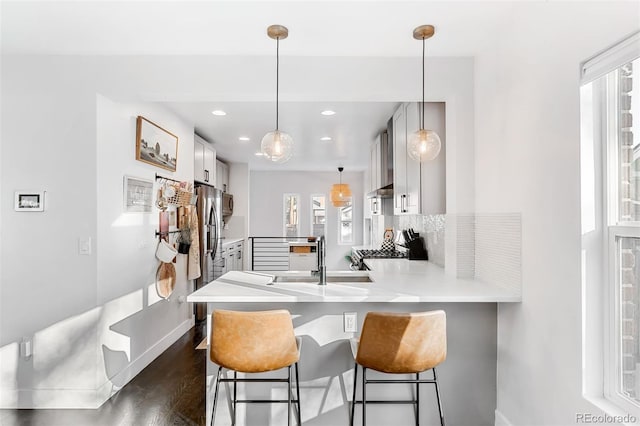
[283,194,299,238]
[338,205,353,244]
[310,194,326,237]
[583,52,640,417]
[606,59,640,414]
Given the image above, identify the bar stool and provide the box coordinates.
[350,311,446,426]
[209,309,302,426]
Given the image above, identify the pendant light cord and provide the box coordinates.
[276,37,280,131]
[421,36,425,130]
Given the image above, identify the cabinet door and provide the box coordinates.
[393,104,407,214]
[235,242,244,271]
[216,160,229,192]
[369,140,377,194]
[194,138,206,183]
[404,102,421,214]
[228,251,235,272]
[221,249,230,274]
[204,146,216,186]
[235,249,242,271]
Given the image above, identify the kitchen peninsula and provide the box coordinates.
[187,260,520,426]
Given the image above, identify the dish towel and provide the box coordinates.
[187,206,201,280]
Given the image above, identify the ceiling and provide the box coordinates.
[0,0,593,170]
[165,101,399,170]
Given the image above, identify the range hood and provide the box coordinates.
[367,118,394,199]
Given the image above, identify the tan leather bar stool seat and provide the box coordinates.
[350,310,446,426]
[209,309,302,426]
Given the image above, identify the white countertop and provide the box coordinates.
[187,258,521,303]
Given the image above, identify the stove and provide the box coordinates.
[350,248,407,270]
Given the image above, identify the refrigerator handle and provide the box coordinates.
[210,203,219,260]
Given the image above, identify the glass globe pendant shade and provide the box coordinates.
[407,128,441,162]
[261,130,293,163]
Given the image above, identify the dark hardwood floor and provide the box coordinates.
[0,324,207,426]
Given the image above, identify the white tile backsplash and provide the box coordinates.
[394,214,446,267]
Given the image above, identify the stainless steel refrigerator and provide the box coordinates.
[194,183,223,321]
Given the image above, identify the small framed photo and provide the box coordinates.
[15,191,45,212]
[124,176,153,213]
[136,116,178,172]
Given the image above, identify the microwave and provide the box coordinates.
[222,193,233,221]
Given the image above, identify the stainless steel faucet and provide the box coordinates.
[315,235,327,286]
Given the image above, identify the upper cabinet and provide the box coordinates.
[216,159,229,193]
[369,136,380,194]
[393,103,420,214]
[392,102,446,215]
[194,134,216,185]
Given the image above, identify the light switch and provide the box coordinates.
[344,312,357,333]
[79,237,92,255]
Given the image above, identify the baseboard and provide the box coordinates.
[495,409,514,426]
[96,317,195,406]
[0,317,195,409]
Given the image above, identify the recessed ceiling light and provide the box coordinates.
[254,152,264,156]
[320,136,332,141]
[321,110,336,116]
[211,110,227,116]
[239,136,250,141]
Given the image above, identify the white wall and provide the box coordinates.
[95,95,194,403]
[249,171,364,270]
[0,58,195,407]
[473,2,640,424]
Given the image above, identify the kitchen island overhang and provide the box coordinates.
[188,262,520,426]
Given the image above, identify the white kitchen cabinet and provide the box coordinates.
[194,134,216,185]
[393,103,423,215]
[234,241,244,271]
[222,240,244,272]
[404,102,421,214]
[216,160,229,192]
[220,247,229,274]
[369,135,381,193]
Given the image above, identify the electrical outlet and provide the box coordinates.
[344,312,357,333]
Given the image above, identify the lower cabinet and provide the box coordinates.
[222,240,244,273]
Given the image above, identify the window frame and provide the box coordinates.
[602,61,640,416]
[310,193,327,238]
[337,205,353,245]
[283,193,300,238]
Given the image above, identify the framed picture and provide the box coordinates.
[136,116,178,172]
[15,191,45,212]
[123,176,153,213]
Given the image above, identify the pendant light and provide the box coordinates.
[331,167,352,207]
[261,25,294,163]
[407,25,442,163]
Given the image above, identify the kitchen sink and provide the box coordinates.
[271,273,372,283]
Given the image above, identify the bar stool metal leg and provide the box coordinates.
[350,363,358,426]
[287,365,293,426]
[232,371,237,426]
[294,362,302,426]
[433,368,444,426]
[211,366,223,426]
[415,372,420,426]
[362,367,367,426]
